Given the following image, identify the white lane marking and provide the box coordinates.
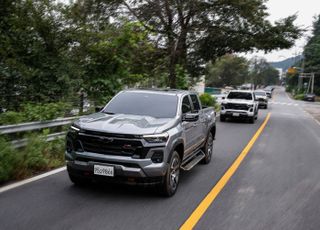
[269,102,299,107]
[303,110,320,127]
[0,166,66,194]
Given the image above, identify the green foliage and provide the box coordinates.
[206,55,249,87]
[0,102,71,125]
[250,58,280,86]
[22,134,50,171]
[199,93,216,107]
[0,138,19,182]
[22,102,71,121]
[294,94,305,100]
[0,111,24,125]
[175,65,189,89]
[0,0,303,110]
[0,134,65,183]
[304,15,320,95]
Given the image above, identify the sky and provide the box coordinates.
[244,0,320,62]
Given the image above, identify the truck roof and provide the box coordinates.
[229,90,253,93]
[124,88,195,96]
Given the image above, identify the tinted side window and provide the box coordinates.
[103,92,178,118]
[182,96,192,114]
[190,94,201,111]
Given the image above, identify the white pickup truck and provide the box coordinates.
[220,90,259,123]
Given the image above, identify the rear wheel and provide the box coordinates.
[201,132,214,164]
[158,151,181,197]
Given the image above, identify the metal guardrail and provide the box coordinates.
[0,117,79,148]
[0,117,77,134]
[10,132,67,148]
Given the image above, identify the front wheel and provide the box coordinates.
[201,132,214,164]
[220,115,226,122]
[158,151,181,197]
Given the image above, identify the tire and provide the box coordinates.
[201,132,214,164]
[69,173,90,186]
[220,115,226,122]
[158,151,181,197]
[249,116,255,124]
[265,104,268,109]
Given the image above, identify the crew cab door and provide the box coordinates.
[181,95,198,156]
[189,94,206,146]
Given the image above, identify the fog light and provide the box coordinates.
[151,150,164,163]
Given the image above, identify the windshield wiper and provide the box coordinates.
[102,111,115,115]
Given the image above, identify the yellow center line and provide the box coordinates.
[180,113,271,230]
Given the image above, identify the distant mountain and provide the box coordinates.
[269,55,303,71]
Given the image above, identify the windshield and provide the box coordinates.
[254,91,266,96]
[103,91,178,118]
[227,92,253,100]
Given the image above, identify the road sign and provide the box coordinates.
[287,67,297,74]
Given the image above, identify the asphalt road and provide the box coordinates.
[1,88,320,230]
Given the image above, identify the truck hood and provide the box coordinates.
[73,113,177,135]
[223,99,254,104]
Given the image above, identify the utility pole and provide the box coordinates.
[299,73,315,94]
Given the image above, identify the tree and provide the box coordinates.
[0,0,74,109]
[120,0,301,88]
[206,55,249,87]
[304,15,320,94]
[250,57,279,87]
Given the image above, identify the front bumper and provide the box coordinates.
[65,150,168,185]
[258,101,268,107]
[220,109,254,118]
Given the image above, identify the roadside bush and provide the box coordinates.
[22,135,50,171]
[23,102,72,121]
[200,93,217,108]
[294,94,304,100]
[0,111,24,125]
[0,138,20,183]
[0,132,65,183]
[0,102,73,125]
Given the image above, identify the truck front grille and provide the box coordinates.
[225,103,248,110]
[75,131,148,158]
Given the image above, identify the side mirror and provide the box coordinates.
[182,113,199,122]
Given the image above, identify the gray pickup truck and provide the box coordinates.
[65,89,216,196]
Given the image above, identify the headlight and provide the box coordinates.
[70,124,80,132]
[143,133,169,143]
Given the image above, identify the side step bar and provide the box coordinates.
[180,150,205,171]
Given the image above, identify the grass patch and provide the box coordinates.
[0,134,65,184]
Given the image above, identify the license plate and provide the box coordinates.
[233,113,240,117]
[94,165,114,177]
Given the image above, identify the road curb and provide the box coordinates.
[0,166,66,194]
